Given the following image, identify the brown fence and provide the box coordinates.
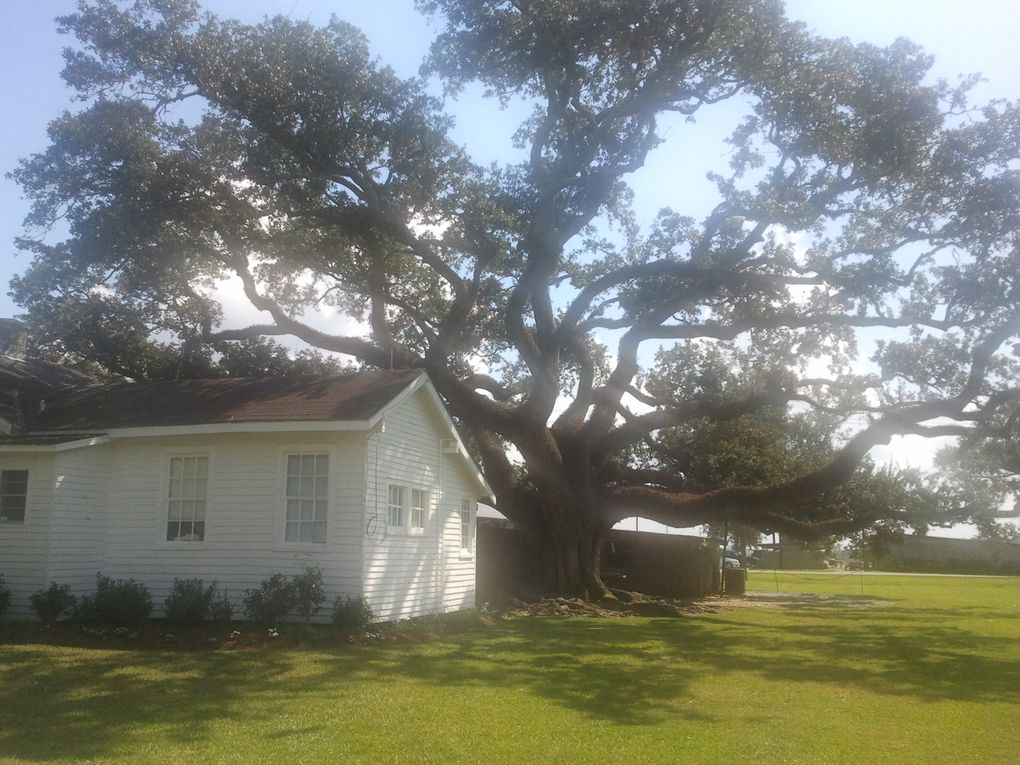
[476,519,720,601]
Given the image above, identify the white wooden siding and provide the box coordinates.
[440,461,478,612]
[47,445,110,596]
[0,379,481,623]
[362,389,477,620]
[97,432,365,620]
[0,454,54,620]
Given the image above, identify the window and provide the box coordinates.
[166,456,207,541]
[387,484,405,528]
[285,454,328,543]
[0,469,28,523]
[411,488,428,530]
[460,498,474,553]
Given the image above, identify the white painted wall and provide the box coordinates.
[361,387,479,620]
[1,383,482,623]
[362,389,443,621]
[0,453,55,619]
[439,458,478,613]
[97,431,366,620]
[47,445,110,597]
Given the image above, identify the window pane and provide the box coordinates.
[285,454,327,542]
[2,495,26,515]
[388,506,402,527]
[1,470,28,494]
[311,520,326,543]
[167,456,208,541]
[182,457,195,486]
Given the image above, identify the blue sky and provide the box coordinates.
[1,2,1018,538]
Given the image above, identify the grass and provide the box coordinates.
[1,573,1018,764]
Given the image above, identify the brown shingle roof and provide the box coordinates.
[22,369,422,431]
[0,356,104,424]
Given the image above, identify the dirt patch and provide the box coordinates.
[501,594,723,619]
[498,590,893,619]
[720,591,894,610]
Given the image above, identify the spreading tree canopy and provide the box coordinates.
[11,0,1020,596]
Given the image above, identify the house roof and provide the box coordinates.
[0,356,103,425]
[0,433,107,446]
[19,369,423,431]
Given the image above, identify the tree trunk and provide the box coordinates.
[533,510,611,600]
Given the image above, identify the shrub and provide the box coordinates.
[332,595,374,632]
[75,573,153,626]
[0,574,11,618]
[243,574,296,624]
[209,587,234,622]
[164,578,217,624]
[292,565,326,622]
[30,582,76,624]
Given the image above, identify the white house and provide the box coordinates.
[0,358,491,622]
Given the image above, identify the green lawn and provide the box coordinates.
[2,573,1018,764]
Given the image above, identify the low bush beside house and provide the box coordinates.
[209,587,234,622]
[292,565,326,622]
[0,574,10,618]
[75,574,153,626]
[243,574,297,624]
[30,583,76,624]
[333,596,374,632]
[164,578,218,624]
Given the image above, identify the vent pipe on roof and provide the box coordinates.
[38,399,45,413]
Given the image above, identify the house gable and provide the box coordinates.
[0,365,484,622]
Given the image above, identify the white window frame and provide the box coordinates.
[460,498,475,556]
[410,487,429,533]
[0,468,29,524]
[387,484,406,529]
[284,452,330,545]
[165,454,209,542]
[386,483,433,535]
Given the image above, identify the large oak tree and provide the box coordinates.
[11,0,1020,596]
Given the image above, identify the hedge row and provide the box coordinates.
[0,567,374,631]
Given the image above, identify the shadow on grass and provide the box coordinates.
[0,595,1017,761]
[0,646,298,761]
